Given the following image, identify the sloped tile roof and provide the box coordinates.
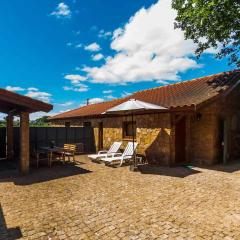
[50,98,131,120]
[50,70,240,120]
[0,88,53,114]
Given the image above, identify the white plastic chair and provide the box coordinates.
[88,141,122,160]
[100,142,138,166]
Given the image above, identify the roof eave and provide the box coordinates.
[0,89,53,114]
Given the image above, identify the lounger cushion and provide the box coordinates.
[101,155,132,162]
[88,153,108,159]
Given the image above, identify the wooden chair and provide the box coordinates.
[35,149,49,168]
[51,148,66,166]
[63,144,77,163]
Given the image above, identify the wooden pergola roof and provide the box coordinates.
[0,88,53,114]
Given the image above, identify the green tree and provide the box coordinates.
[30,116,50,127]
[0,119,6,127]
[172,0,240,67]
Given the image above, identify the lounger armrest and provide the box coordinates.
[98,150,108,154]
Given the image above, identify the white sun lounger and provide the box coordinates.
[88,141,122,160]
[100,142,138,167]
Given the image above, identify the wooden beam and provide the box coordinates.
[6,114,14,161]
[20,112,30,174]
[0,88,53,113]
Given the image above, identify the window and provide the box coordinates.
[122,121,136,139]
[65,122,71,127]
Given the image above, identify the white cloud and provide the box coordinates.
[74,30,81,35]
[103,90,113,94]
[56,101,74,107]
[112,28,123,39]
[84,42,101,52]
[64,74,87,84]
[92,53,104,61]
[98,29,112,39]
[105,95,115,99]
[75,43,82,48]
[66,42,73,47]
[5,86,51,103]
[0,113,6,120]
[59,109,72,113]
[63,83,89,92]
[64,74,89,92]
[51,2,71,18]
[27,87,38,91]
[89,98,104,104]
[26,90,52,103]
[90,25,98,31]
[6,86,25,92]
[30,112,51,120]
[83,0,202,84]
[121,91,131,97]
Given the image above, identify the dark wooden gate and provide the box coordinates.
[0,128,6,159]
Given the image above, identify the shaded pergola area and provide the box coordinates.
[0,88,53,174]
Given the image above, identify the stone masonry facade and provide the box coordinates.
[51,87,240,166]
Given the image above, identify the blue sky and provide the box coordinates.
[0,0,234,119]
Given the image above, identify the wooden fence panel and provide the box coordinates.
[0,128,6,159]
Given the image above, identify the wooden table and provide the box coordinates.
[40,147,64,167]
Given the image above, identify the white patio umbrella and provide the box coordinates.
[103,99,167,170]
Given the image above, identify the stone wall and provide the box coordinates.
[51,110,219,166]
[90,113,173,165]
[188,85,240,165]
[51,113,173,165]
[188,102,221,165]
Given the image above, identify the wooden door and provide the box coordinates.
[175,116,186,164]
[98,122,103,150]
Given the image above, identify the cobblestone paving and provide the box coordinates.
[1,156,240,239]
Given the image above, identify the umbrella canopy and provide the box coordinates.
[104,99,167,114]
[103,99,167,170]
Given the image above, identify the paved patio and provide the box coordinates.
[1,156,240,239]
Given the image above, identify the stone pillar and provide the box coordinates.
[6,114,14,160]
[20,112,29,174]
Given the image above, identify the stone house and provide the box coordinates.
[49,70,240,166]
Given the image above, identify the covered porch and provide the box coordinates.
[0,88,52,174]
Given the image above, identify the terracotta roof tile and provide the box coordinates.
[50,97,130,120]
[50,70,240,120]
